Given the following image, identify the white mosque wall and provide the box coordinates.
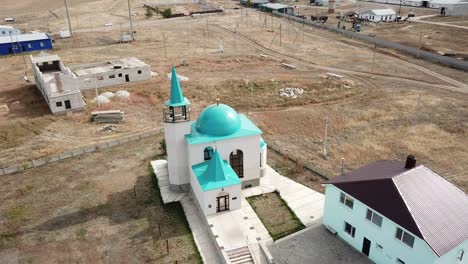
[164,121,192,188]
[187,134,262,185]
[260,145,267,177]
[190,170,242,215]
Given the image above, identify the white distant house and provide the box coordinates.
[359,9,397,22]
[0,25,21,37]
[162,66,267,216]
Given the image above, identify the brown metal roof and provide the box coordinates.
[325,161,468,257]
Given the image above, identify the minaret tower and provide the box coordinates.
[163,66,191,192]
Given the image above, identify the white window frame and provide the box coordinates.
[40,42,44,47]
[395,227,415,248]
[340,192,354,209]
[366,209,383,228]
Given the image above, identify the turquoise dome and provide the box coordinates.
[195,104,241,136]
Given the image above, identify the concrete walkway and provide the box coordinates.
[151,161,326,263]
[151,160,221,264]
[243,166,325,227]
[180,195,222,264]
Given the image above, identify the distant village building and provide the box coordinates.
[30,53,152,115]
[439,1,468,15]
[0,33,52,55]
[359,9,397,22]
[323,156,468,264]
[0,25,21,37]
[163,66,267,215]
[359,0,467,8]
[240,0,269,8]
[310,0,341,6]
[259,3,295,14]
[69,57,152,91]
[30,53,84,114]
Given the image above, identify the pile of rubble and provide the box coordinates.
[98,124,118,132]
[279,87,305,99]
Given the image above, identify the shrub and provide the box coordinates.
[161,8,172,18]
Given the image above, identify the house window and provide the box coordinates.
[204,147,213,161]
[97,76,104,81]
[109,74,115,79]
[2,31,5,34]
[118,73,122,77]
[138,70,142,74]
[260,153,262,168]
[56,101,63,107]
[40,42,44,47]
[340,193,354,209]
[28,43,32,48]
[395,228,415,248]
[396,258,405,264]
[366,209,383,227]
[344,222,356,238]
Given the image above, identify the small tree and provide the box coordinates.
[159,138,167,157]
[145,7,153,19]
[247,0,253,7]
[161,8,172,18]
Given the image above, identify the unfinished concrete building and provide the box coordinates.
[69,57,152,91]
[31,53,85,114]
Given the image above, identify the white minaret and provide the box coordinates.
[163,66,191,191]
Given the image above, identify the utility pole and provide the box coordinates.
[340,158,345,176]
[163,32,167,57]
[206,18,209,39]
[234,27,237,49]
[323,117,329,159]
[417,30,422,58]
[371,44,376,73]
[127,0,135,41]
[64,0,74,38]
[279,23,282,46]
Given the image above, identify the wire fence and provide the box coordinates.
[0,128,163,176]
[273,11,468,71]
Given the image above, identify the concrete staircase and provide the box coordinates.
[226,246,254,264]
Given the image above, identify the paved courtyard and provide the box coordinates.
[270,224,372,264]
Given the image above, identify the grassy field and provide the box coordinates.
[0,135,201,264]
[247,192,305,241]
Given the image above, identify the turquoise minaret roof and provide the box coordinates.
[165,66,190,107]
[192,149,241,191]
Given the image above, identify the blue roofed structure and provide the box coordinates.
[0,33,52,55]
[165,66,190,107]
[192,150,241,191]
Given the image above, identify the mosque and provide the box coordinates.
[162,66,268,216]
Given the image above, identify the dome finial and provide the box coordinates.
[216,97,220,106]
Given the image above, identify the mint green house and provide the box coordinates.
[323,157,468,264]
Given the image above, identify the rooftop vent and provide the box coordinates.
[405,155,417,169]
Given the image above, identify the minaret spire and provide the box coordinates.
[166,66,189,107]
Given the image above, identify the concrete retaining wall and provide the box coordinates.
[273,11,468,71]
[0,128,163,176]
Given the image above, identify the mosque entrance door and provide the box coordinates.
[217,194,229,212]
[230,150,244,178]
